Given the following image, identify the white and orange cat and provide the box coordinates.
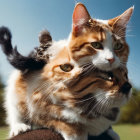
[0,3,133,140]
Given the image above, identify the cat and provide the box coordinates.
[0,27,121,140]
[0,2,133,140]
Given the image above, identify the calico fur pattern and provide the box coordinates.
[0,3,134,140]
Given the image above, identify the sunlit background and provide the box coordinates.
[0,0,140,140]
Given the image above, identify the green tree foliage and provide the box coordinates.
[119,88,140,123]
[0,76,6,126]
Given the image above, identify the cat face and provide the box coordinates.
[68,3,133,71]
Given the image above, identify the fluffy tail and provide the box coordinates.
[0,26,46,71]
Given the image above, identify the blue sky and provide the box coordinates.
[0,0,140,88]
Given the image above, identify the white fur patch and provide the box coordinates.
[96,19,109,25]
[87,116,114,136]
[4,33,9,40]
[47,40,68,61]
[61,109,86,124]
[4,70,31,137]
[9,123,31,137]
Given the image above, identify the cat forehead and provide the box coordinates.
[71,24,115,44]
[90,19,124,41]
[96,19,108,25]
[72,18,118,42]
[89,19,113,36]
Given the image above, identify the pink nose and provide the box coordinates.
[107,58,115,64]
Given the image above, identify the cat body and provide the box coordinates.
[1,3,133,140]
[5,52,127,140]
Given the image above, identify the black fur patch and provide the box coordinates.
[104,108,120,121]
[88,127,116,140]
[0,26,48,71]
[0,26,12,55]
[8,46,46,71]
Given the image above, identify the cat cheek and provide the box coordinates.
[92,58,105,68]
[112,57,120,67]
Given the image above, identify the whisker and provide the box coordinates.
[74,96,95,104]
[87,94,105,116]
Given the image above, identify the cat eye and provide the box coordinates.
[91,42,103,50]
[114,42,123,50]
[60,64,73,72]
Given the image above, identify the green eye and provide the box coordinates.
[114,42,123,50]
[91,42,103,49]
[60,64,73,72]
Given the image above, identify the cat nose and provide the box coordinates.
[120,82,132,95]
[106,58,115,64]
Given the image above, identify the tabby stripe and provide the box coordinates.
[76,80,97,92]
[100,28,105,42]
[72,42,89,52]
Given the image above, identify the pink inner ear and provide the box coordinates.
[73,3,90,29]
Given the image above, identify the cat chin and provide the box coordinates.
[105,92,131,108]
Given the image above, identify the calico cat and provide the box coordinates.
[0,27,120,140]
[0,3,133,140]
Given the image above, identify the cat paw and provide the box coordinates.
[10,123,31,137]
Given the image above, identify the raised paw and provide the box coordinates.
[9,123,31,138]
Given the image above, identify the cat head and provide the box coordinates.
[68,3,134,71]
[37,3,133,118]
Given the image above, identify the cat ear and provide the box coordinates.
[39,30,52,45]
[108,6,134,38]
[72,3,91,36]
